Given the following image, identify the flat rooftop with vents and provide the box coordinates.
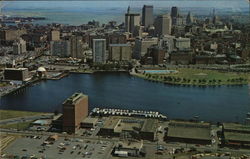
[63,93,87,105]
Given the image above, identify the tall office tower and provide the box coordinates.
[154,14,172,37]
[171,6,179,25]
[186,12,194,25]
[70,35,84,59]
[49,30,60,41]
[50,40,71,57]
[125,6,140,35]
[142,5,154,29]
[63,93,89,133]
[93,39,106,63]
[13,38,26,55]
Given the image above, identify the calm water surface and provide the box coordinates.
[3,1,249,25]
[0,72,249,123]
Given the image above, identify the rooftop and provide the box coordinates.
[223,123,250,132]
[115,120,142,133]
[167,121,211,140]
[224,131,250,142]
[102,116,121,129]
[63,92,87,105]
[117,141,143,150]
[169,120,210,128]
[5,68,28,71]
[141,119,157,133]
[82,117,98,124]
[167,126,211,140]
[109,44,131,47]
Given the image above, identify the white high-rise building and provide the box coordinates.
[93,39,106,64]
[13,38,26,55]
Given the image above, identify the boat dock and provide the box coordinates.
[90,107,167,120]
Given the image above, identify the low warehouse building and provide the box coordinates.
[4,68,30,81]
[98,116,158,141]
[222,123,250,148]
[140,119,157,141]
[81,117,98,128]
[165,121,211,145]
[113,141,144,157]
[98,116,121,137]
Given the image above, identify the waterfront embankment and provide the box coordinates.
[131,68,250,87]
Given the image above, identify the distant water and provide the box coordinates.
[0,73,249,123]
[2,0,249,25]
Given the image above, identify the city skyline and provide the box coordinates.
[0,1,250,159]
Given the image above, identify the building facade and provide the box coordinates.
[70,35,84,59]
[13,38,27,55]
[109,44,132,61]
[125,7,140,35]
[154,14,172,37]
[174,37,191,51]
[133,37,158,59]
[171,6,179,26]
[49,30,60,41]
[63,93,88,133]
[142,5,154,29]
[93,39,106,64]
[50,40,71,57]
[4,68,30,81]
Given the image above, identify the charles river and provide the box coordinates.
[0,72,249,123]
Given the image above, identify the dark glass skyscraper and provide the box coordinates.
[142,5,154,28]
[171,6,179,25]
[171,6,179,18]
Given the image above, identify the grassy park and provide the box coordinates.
[0,121,32,130]
[0,110,45,120]
[135,68,250,86]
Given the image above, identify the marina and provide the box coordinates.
[91,108,168,120]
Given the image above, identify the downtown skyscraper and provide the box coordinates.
[142,5,154,29]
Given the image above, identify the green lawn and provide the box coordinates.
[0,121,32,130]
[138,68,250,86]
[169,68,249,81]
[0,110,45,120]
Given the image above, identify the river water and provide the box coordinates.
[0,72,249,123]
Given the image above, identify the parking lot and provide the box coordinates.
[3,135,114,159]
